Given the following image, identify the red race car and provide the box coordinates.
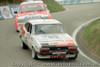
[15,1,51,32]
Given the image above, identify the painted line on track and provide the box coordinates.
[72,17,100,66]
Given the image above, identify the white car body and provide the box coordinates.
[19,19,79,59]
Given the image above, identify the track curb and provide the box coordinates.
[72,17,100,65]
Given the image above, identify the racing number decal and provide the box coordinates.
[22,29,25,36]
[21,26,25,37]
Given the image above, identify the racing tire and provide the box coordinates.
[32,48,38,59]
[16,30,19,32]
[21,41,28,49]
[69,54,78,60]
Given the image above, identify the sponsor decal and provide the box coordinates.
[0,5,19,20]
[0,8,4,20]
[48,40,75,47]
[11,7,18,16]
[0,6,13,19]
[18,14,48,23]
[21,26,25,37]
[0,14,3,19]
[9,5,19,17]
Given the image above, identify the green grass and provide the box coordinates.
[42,0,65,13]
[0,0,24,6]
[83,19,100,57]
[0,2,19,6]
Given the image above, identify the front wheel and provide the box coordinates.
[21,41,28,49]
[32,48,38,59]
[16,29,19,32]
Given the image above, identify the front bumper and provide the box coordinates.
[37,51,79,59]
[37,53,77,59]
[37,46,79,59]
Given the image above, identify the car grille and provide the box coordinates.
[50,47,68,51]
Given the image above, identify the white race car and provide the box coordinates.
[19,19,79,59]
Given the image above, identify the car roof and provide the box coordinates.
[21,1,43,5]
[28,19,62,25]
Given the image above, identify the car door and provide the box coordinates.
[27,23,33,49]
[24,23,30,45]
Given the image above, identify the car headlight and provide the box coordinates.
[40,47,50,53]
[41,43,49,46]
[68,46,77,49]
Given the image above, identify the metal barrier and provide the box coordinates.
[55,0,100,5]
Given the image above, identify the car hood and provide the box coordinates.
[17,11,49,22]
[34,34,76,46]
[18,11,49,17]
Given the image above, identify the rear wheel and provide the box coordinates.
[32,48,38,59]
[21,41,28,49]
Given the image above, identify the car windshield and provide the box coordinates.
[19,3,46,13]
[34,24,65,35]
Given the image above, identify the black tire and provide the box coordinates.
[22,41,28,49]
[69,54,78,60]
[16,30,19,32]
[19,35,21,38]
[32,48,38,59]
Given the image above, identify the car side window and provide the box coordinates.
[27,23,32,34]
[25,23,32,34]
[30,24,32,34]
[25,23,29,32]
[27,24,30,32]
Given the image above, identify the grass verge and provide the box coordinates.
[83,19,100,57]
[42,0,65,13]
[0,0,25,6]
[0,2,19,6]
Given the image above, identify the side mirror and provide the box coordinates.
[14,11,17,14]
[45,4,47,7]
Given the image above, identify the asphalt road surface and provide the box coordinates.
[0,3,100,67]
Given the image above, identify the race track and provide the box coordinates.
[0,3,100,67]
